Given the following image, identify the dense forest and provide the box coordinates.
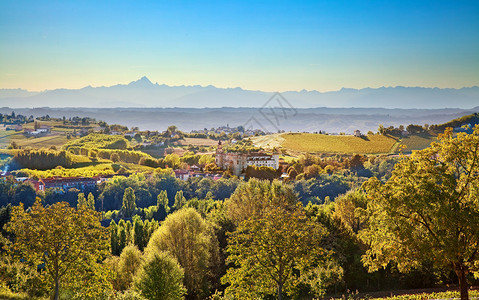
[1,123,479,300]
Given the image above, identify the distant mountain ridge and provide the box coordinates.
[1,76,478,109]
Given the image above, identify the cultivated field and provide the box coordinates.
[399,133,437,153]
[177,137,219,146]
[280,133,398,154]
[250,133,285,149]
[0,130,21,149]
[13,134,71,149]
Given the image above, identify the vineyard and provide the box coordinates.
[281,133,399,154]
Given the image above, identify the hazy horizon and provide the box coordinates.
[2,76,479,94]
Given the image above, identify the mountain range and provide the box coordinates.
[1,77,478,109]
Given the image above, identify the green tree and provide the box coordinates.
[173,190,186,211]
[360,126,479,300]
[133,215,146,251]
[226,178,297,225]
[134,251,187,300]
[116,244,143,291]
[5,200,111,300]
[122,187,137,217]
[157,190,170,213]
[77,192,87,208]
[110,220,120,256]
[78,192,95,210]
[223,205,329,299]
[165,154,180,169]
[87,192,95,210]
[145,208,219,299]
[118,225,127,254]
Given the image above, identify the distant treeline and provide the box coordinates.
[13,149,73,170]
[63,134,129,151]
[429,112,479,132]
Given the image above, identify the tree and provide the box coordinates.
[110,220,120,256]
[116,244,143,291]
[165,154,180,169]
[173,190,186,211]
[122,187,137,217]
[157,190,170,213]
[134,251,187,300]
[145,208,219,299]
[223,205,329,299]
[333,189,367,234]
[133,215,146,251]
[360,126,479,300]
[77,192,95,210]
[87,192,95,210]
[77,192,87,208]
[5,200,110,300]
[226,178,297,225]
[155,190,170,221]
[378,124,385,135]
[224,179,336,298]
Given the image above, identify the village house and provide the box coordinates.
[174,170,190,181]
[25,177,98,193]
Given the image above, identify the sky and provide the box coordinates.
[1,0,478,92]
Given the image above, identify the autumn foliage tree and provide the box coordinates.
[224,179,333,299]
[361,126,479,300]
[5,199,111,300]
[223,205,329,299]
[145,208,219,299]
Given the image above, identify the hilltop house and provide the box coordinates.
[215,141,279,175]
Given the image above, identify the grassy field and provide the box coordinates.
[14,135,71,149]
[399,133,437,153]
[0,130,23,149]
[250,133,285,149]
[280,133,398,154]
[367,289,479,300]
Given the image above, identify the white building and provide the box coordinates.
[215,141,279,175]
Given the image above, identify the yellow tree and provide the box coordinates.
[224,179,335,299]
[5,199,111,300]
[361,126,479,300]
[145,207,219,299]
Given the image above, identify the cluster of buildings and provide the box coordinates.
[12,167,225,193]
[23,125,51,136]
[215,141,280,175]
[190,124,263,137]
[19,175,119,193]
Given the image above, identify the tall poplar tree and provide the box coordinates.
[122,187,136,217]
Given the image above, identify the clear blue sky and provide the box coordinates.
[1,0,478,91]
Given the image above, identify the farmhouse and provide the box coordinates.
[215,141,279,175]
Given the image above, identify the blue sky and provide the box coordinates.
[1,0,478,91]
